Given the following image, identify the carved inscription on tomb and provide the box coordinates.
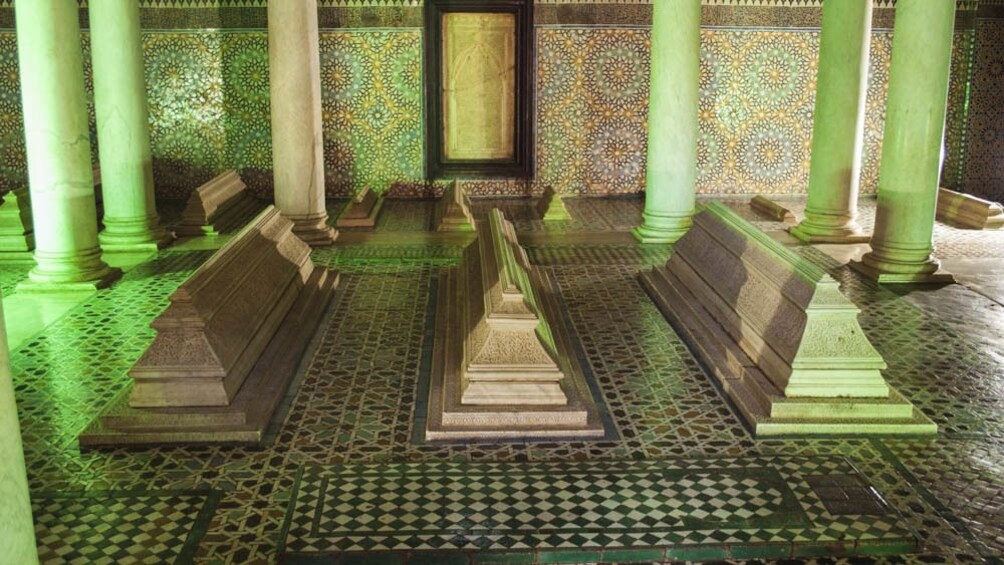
[442,12,516,160]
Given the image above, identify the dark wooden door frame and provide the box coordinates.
[424,0,535,179]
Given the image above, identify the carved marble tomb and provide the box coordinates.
[80,206,339,446]
[426,209,603,440]
[641,202,936,436]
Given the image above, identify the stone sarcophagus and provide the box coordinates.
[749,195,795,222]
[335,185,385,229]
[641,202,935,436]
[0,188,34,253]
[936,187,1004,230]
[175,170,260,237]
[427,209,603,440]
[80,206,339,446]
[433,181,476,232]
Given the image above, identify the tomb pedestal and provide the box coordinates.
[175,170,261,237]
[936,187,1004,230]
[434,181,476,232]
[80,206,338,446]
[641,202,936,436]
[426,210,603,440]
[335,186,385,229]
[750,196,796,223]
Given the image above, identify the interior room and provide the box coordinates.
[0,0,1002,563]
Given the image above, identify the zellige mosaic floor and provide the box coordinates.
[1,196,1002,564]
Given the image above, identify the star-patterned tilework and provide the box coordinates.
[0,9,990,201]
[962,17,1004,203]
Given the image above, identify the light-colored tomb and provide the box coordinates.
[0,1,1003,563]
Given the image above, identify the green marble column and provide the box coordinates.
[0,297,39,564]
[89,0,172,252]
[632,0,701,244]
[268,0,337,246]
[15,1,120,291]
[852,0,956,284]
[790,0,872,244]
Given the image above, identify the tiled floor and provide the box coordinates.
[2,196,1003,564]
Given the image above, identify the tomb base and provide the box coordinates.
[426,263,604,441]
[641,265,936,437]
[336,187,385,229]
[936,187,1004,230]
[79,268,338,446]
[749,195,796,223]
[175,171,262,237]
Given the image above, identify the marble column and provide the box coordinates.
[633,0,701,244]
[0,297,39,564]
[789,0,872,244]
[852,0,956,283]
[89,0,172,252]
[15,0,120,291]
[267,0,337,246]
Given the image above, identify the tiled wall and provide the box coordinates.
[0,1,991,200]
[962,14,1004,203]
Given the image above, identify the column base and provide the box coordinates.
[17,266,122,294]
[849,257,955,285]
[289,216,338,247]
[631,222,691,244]
[99,227,175,253]
[789,223,871,244]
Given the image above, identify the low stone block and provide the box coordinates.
[433,181,476,232]
[0,188,34,253]
[175,170,261,237]
[335,186,385,229]
[936,187,1004,230]
[426,209,604,440]
[640,202,935,436]
[537,185,571,222]
[750,195,796,222]
[80,206,339,446]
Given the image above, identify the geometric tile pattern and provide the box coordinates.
[0,259,31,297]
[3,198,1002,563]
[11,251,211,476]
[962,18,1004,203]
[0,25,986,200]
[536,28,897,196]
[144,31,272,198]
[32,490,219,565]
[942,25,978,191]
[885,439,1004,555]
[280,458,915,557]
[320,31,425,197]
